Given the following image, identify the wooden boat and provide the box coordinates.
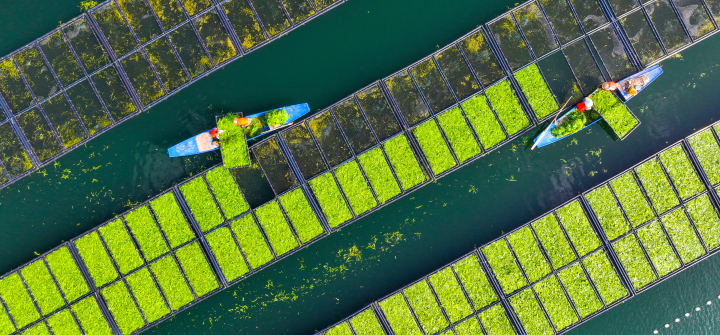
[168,103,310,157]
[532,103,603,148]
[617,65,663,101]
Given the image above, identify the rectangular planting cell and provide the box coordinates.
[534,275,578,331]
[613,234,657,290]
[169,23,212,78]
[307,111,352,167]
[98,219,144,275]
[355,85,401,141]
[485,80,529,136]
[357,148,401,203]
[428,267,473,323]
[513,2,559,58]
[145,37,189,92]
[453,254,497,310]
[180,0,211,16]
[0,58,33,113]
[437,107,481,163]
[539,0,582,44]
[334,160,377,215]
[45,247,90,303]
[180,176,224,232]
[659,145,705,199]
[39,32,83,87]
[230,214,275,268]
[645,0,690,53]
[385,71,431,126]
[72,296,113,335]
[383,134,426,190]
[64,19,109,73]
[585,185,631,241]
[685,194,720,250]
[47,309,82,335]
[147,0,185,30]
[514,64,558,120]
[589,26,634,80]
[349,308,385,335]
[252,0,291,36]
[455,316,482,334]
[21,260,65,315]
[15,46,59,100]
[149,192,195,249]
[92,66,137,121]
[583,250,628,304]
[414,119,457,175]
[149,255,195,310]
[557,262,603,318]
[117,0,162,44]
[635,158,680,214]
[620,10,664,66]
[404,281,449,334]
[253,138,298,194]
[75,231,120,288]
[488,15,534,70]
[206,227,249,282]
[42,94,87,148]
[92,3,138,57]
[688,128,720,185]
[461,93,506,149]
[563,39,605,95]
[0,123,33,178]
[479,304,516,334]
[194,10,237,65]
[206,166,250,220]
[610,172,654,227]
[124,206,170,262]
[607,0,638,16]
[532,214,576,269]
[507,227,552,283]
[483,239,528,294]
[458,30,504,87]
[126,268,169,323]
[661,208,705,263]
[121,51,165,106]
[223,0,268,51]
[282,124,327,179]
[17,108,63,162]
[555,200,602,256]
[310,172,352,228]
[637,221,681,277]
[333,99,376,154]
[66,80,112,136]
[175,242,219,297]
[378,293,422,335]
[282,0,316,23]
[255,200,299,256]
[101,280,145,334]
[675,0,716,39]
[278,188,324,243]
[217,114,250,169]
[410,58,455,113]
[0,273,39,329]
[435,46,480,101]
[509,288,553,335]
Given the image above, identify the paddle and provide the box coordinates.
[531,97,574,150]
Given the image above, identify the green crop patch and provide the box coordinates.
[483,240,527,294]
[686,194,720,249]
[21,260,64,315]
[75,232,119,287]
[72,296,113,335]
[659,145,704,199]
[452,254,497,309]
[150,255,194,310]
[255,201,299,256]
[349,309,384,335]
[485,80,529,135]
[101,281,145,334]
[585,186,631,241]
[590,89,638,138]
[126,268,170,323]
[404,281,448,333]
[230,215,274,268]
[0,302,14,335]
[181,177,224,233]
[175,242,219,297]
[514,64,558,120]
[325,322,352,335]
[613,234,657,290]
[535,276,578,331]
[479,304,516,335]
[206,227,249,282]
[557,263,602,318]
[47,308,82,335]
[461,94,507,149]
[510,289,553,335]
[358,148,401,203]
[610,172,654,227]
[508,227,551,283]
[583,250,627,304]
[688,129,720,184]
[217,114,250,168]
[455,317,482,334]
[125,206,169,262]
[206,166,249,220]
[429,267,472,323]
[378,293,422,335]
[556,201,601,256]
[150,192,195,249]
[335,161,378,215]
[310,172,353,228]
[45,247,89,303]
[99,219,144,275]
[532,214,576,269]
[278,188,324,243]
[437,107,482,163]
[0,273,39,328]
[636,159,680,214]
[383,134,426,189]
[661,209,705,263]
[637,221,680,277]
[413,120,457,175]
[23,322,50,335]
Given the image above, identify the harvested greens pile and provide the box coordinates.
[266,108,289,127]
[590,90,639,138]
[550,110,600,137]
[217,114,250,168]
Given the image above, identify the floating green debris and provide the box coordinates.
[149,255,194,310]
[585,185,631,241]
[686,194,720,250]
[18,108,63,162]
[507,227,551,282]
[485,80,529,135]
[223,0,268,50]
[483,239,527,294]
[43,95,87,148]
[590,90,638,138]
[121,51,165,106]
[99,219,144,275]
[514,64,558,120]
[217,114,251,169]
[583,250,628,304]
[206,227,249,281]
[453,254,497,309]
[180,176,224,232]
[102,281,145,334]
[255,200,299,255]
[47,309,82,335]
[610,172,654,227]
[358,148,401,203]
[613,234,657,290]
[278,188,324,243]
[335,160,377,215]
[557,262,603,318]
[150,192,195,248]
[39,32,83,86]
[555,201,601,256]
[231,214,274,268]
[479,304,515,335]
[126,268,170,322]
[45,247,89,303]
[75,231,119,287]
[349,308,384,335]
[405,281,448,333]
[63,19,109,72]
[687,129,720,184]
[125,206,169,261]
[378,293,422,335]
[510,288,553,335]
[437,107,482,163]
[635,158,680,214]
[637,221,680,277]
[175,242,219,297]
[535,276,578,331]
[429,267,473,323]
[310,172,352,227]
[206,166,249,219]
[661,209,705,263]
[21,260,65,315]
[383,134,425,190]
[414,120,456,175]
[66,81,112,136]
[532,214,576,269]
[92,3,138,57]
[0,273,40,328]
[195,10,237,65]
[461,94,506,149]
[659,145,704,199]
[71,296,113,335]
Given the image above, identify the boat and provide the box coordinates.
[616,65,663,101]
[532,101,603,149]
[168,103,310,157]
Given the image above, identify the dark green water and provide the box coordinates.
[2,0,720,334]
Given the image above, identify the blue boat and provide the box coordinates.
[531,103,603,148]
[617,65,663,101]
[168,103,310,157]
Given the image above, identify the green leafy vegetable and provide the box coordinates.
[358,148,402,203]
[661,209,705,263]
[335,160,377,215]
[255,201,298,255]
[99,219,144,275]
[636,158,680,214]
[21,260,64,315]
[437,107,482,163]
[454,316,483,334]
[205,166,250,220]
[47,308,82,335]
[45,247,89,303]
[310,172,353,228]
[125,206,169,262]
[265,109,289,126]
[75,231,119,287]
[637,221,680,277]
[687,129,720,184]
[206,227,249,282]
[583,250,628,304]
[71,296,113,335]
[557,263,602,318]
[278,188,324,243]
[534,276,578,331]
[404,281,448,334]
[452,254,497,309]
[509,289,553,335]
[585,186,631,241]
[230,215,274,268]
[349,308,384,335]
[461,93,507,149]
[514,64,559,119]
[0,273,39,328]
[485,80,529,135]
[556,201,601,256]
[483,240,527,294]
[610,172,654,227]
[378,294,422,335]
[126,268,170,323]
[429,267,472,323]
[22,322,50,335]
[479,304,516,335]
[150,192,195,249]
[101,280,145,334]
[175,242,219,297]
[383,134,426,189]
[590,89,638,138]
[532,214,576,269]
[613,234,657,290]
[180,177,224,232]
[686,194,720,249]
[150,255,194,310]
[659,145,704,199]
[413,120,457,175]
[217,114,250,168]
[325,322,352,335]
[0,303,14,335]
[507,227,551,282]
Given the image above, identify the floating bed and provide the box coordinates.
[42,95,87,148]
[222,0,268,51]
[378,293,422,335]
[217,114,251,169]
[685,194,720,250]
[175,242,219,297]
[101,280,145,334]
[206,227,249,282]
[278,188,324,243]
[118,0,163,44]
[45,247,90,303]
[92,66,137,121]
[349,308,384,335]
[0,58,33,113]
[437,107,482,163]
[383,133,426,190]
[612,234,657,290]
[461,93,506,150]
[149,191,195,249]
[205,166,250,220]
[661,208,705,263]
[98,219,144,275]
[413,120,457,176]
[428,267,473,323]
[588,89,638,139]
[585,185,631,241]
[251,0,291,36]
[635,158,680,214]
[169,24,212,78]
[557,263,603,318]
[126,268,170,323]
[21,260,65,315]
[310,172,352,228]
[659,144,705,199]
[358,148,401,204]
[194,10,237,65]
[125,206,170,262]
[145,37,189,92]
[15,46,58,100]
[411,58,455,114]
[230,214,275,269]
[333,160,377,216]
[435,46,480,101]
[149,255,195,310]
[47,309,82,335]
[534,275,578,331]
[75,231,119,288]
[283,0,316,23]
[355,85,402,141]
[582,250,628,305]
[404,280,449,334]
[0,273,40,329]
[485,80,529,136]
[17,109,63,162]
[333,99,376,154]
[509,288,553,335]
[385,71,431,127]
[609,172,654,227]
[532,214,576,269]
[483,239,527,294]
[457,29,505,87]
[255,200,299,256]
[39,31,83,87]
[687,128,720,185]
[180,176,225,232]
[452,254,497,310]
[72,295,113,335]
[92,3,138,57]
[507,227,551,283]
[514,64,558,120]
[0,123,33,178]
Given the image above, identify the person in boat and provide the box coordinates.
[209,128,223,148]
[601,75,650,96]
[556,97,593,126]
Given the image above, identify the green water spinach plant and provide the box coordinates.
[613,234,657,290]
[456,317,483,333]
[404,281,448,334]
[75,232,119,287]
[514,64,559,120]
[23,322,49,335]
[378,293,422,335]
[532,214,576,269]
[557,263,603,318]
[358,148,401,203]
[635,159,680,214]
[483,240,527,294]
[479,304,516,334]
[175,242,219,297]
[0,273,40,329]
[99,219,144,275]
[45,247,90,303]
[686,194,720,249]
[126,268,170,323]
[205,166,249,220]
[687,129,720,184]
[335,161,377,215]
[413,120,457,175]
[585,186,631,241]
[610,172,654,227]
[659,145,704,199]
[180,177,224,232]
[509,288,553,335]
[637,221,680,277]
[429,267,473,323]
[217,114,251,168]
[206,227,249,282]
[125,206,169,262]
[309,172,353,228]
[460,94,507,149]
[348,309,384,335]
[534,276,578,331]
[149,255,194,310]
[661,209,705,263]
[325,322,352,335]
[71,296,113,335]
[47,309,82,335]
[437,107,482,163]
[21,260,65,315]
[101,280,145,334]
[149,192,195,249]
[485,80,529,136]
[452,255,497,310]
[278,188,324,243]
[255,201,298,256]
[555,201,602,257]
[590,90,638,138]
[383,134,426,190]
[230,215,274,269]
[582,250,628,304]
[507,227,551,283]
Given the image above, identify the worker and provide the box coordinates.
[625,75,650,96]
[576,97,594,112]
[234,117,251,127]
[209,128,224,148]
[601,81,617,91]
[211,138,220,148]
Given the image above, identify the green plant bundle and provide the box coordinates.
[437,107,482,163]
[485,80,529,135]
[509,289,553,335]
[535,276,578,331]
[507,227,551,282]
[75,232,119,287]
[429,267,473,323]
[310,172,353,227]
[150,192,195,249]
[45,247,89,303]
[532,214,576,269]
[590,90,638,138]
[637,221,680,277]
[557,263,603,318]
[217,114,251,168]
[23,322,49,335]
[461,94,507,149]
[378,294,422,335]
[255,201,298,256]
[661,209,705,263]
[636,159,680,214]
[688,129,720,184]
[613,234,657,290]
[47,308,82,335]
[0,273,39,328]
[335,161,378,215]
[479,304,516,335]
[206,227,249,282]
[514,64,559,120]
[125,206,169,262]
[686,194,720,249]
[659,145,704,199]
[71,296,113,335]
[383,134,426,190]
[555,201,601,257]
[452,254,497,309]
[181,177,224,232]
[550,110,600,137]
[610,172,654,227]
[99,220,144,275]
[279,188,324,243]
[265,109,290,126]
[358,148,401,203]
[21,260,64,315]
[102,281,145,334]
[583,250,628,304]
[126,268,170,323]
[585,186,631,241]
[0,304,13,335]
[230,215,274,269]
[206,166,250,220]
[405,281,448,333]
[349,308,384,335]
[483,240,527,294]
[455,317,483,334]
[175,242,219,297]
[325,322,352,335]
[149,255,194,310]
[414,120,457,175]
